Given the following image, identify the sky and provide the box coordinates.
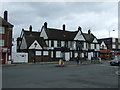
[0,1,118,40]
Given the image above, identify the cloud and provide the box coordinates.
[0,2,118,39]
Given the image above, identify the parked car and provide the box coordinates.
[110,56,120,66]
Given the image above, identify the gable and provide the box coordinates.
[40,27,48,39]
[20,37,27,49]
[93,38,98,43]
[29,40,42,49]
[74,30,85,41]
[100,41,107,49]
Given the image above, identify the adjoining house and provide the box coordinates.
[98,38,120,60]
[0,11,14,64]
[17,22,100,63]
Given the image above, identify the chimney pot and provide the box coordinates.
[29,25,32,32]
[4,11,8,21]
[63,24,65,31]
[78,26,82,31]
[44,22,47,29]
[88,29,91,34]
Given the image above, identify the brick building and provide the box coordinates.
[98,38,120,60]
[0,11,14,64]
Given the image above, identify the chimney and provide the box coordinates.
[88,29,91,34]
[4,11,8,21]
[63,24,65,31]
[78,26,82,31]
[29,25,32,32]
[44,22,47,29]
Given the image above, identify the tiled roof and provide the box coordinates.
[23,30,40,36]
[83,33,96,43]
[0,16,13,27]
[25,36,47,48]
[45,28,78,40]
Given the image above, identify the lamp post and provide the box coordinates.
[109,30,115,37]
[34,43,37,63]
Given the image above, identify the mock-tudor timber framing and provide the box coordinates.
[17,22,100,63]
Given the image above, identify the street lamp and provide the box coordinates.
[109,30,115,37]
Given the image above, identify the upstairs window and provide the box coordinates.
[0,39,4,46]
[57,41,61,47]
[0,27,5,34]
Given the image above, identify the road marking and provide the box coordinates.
[99,64,118,68]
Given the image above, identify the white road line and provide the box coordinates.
[99,64,119,68]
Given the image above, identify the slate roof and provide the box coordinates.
[23,30,40,36]
[21,30,47,48]
[25,36,47,48]
[0,16,13,27]
[45,27,97,42]
[45,28,78,40]
[83,33,97,43]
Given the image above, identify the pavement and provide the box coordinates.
[0,59,107,67]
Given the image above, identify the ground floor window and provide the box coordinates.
[56,51,61,58]
[75,53,78,57]
[36,51,41,56]
[43,51,48,56]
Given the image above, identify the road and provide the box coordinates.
[2,60,119,88]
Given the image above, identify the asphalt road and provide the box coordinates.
[2,61,119,88]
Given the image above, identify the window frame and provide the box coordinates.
[0,27,5,34]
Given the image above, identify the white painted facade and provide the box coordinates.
[83,42,87,50]
[65,52,70,61]
[88,52,93,60]
[91,44,94,49]
[36,51,42,55]
[112,38,115,42]
[54,41,57,47]
[43,51,49,55]
[61,41,65,47]
[93,38,98,43]
[73,41,76,50]
[56,51,61,57]
[96,44,100,50]
[40,28,48,39]
[29,40,42,49]
[100,41,107,49]
[82,53,84,57]
[12,52,28,63]
[74,30,85,41]
[51,51,53,58]
[20,37,27,49]
[49,40,51,47]
[75,53,78,57]
[112,44,116,49]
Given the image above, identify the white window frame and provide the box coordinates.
[43,51,49,56]
[56,51,61,58]
[0,39,4,46]
[36,51,41,56]
[0,27,4,34]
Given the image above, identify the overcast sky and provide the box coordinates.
[0,2,118,39]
